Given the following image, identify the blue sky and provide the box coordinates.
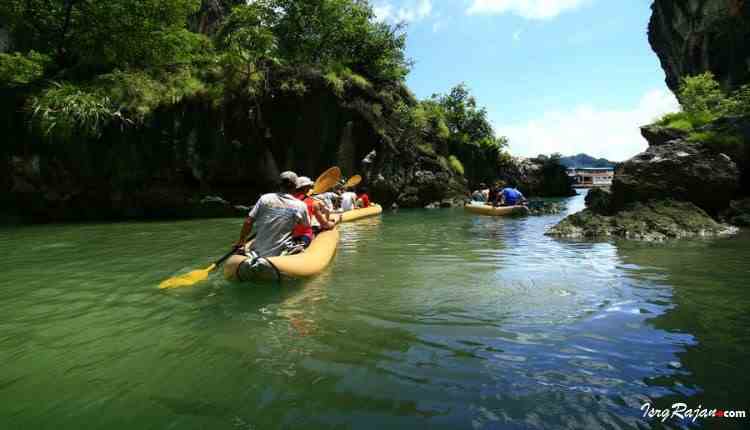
[372,0,679,161]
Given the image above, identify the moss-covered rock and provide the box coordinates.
[584,188,612,215]
[526,200,566,216]
[547,200,737,241]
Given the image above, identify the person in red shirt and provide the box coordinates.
[357,186,371,208]
[292,176,338,248]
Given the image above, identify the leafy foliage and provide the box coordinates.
[661,72,750,129]
[655,112,696,131]
[1,0,412,138]
[426,83,509,183]
[448,155,465,175]
[93,68,206,122]
[0,51,51,87]
[30,82,119,139]
[679,72,726,121]
[1,0,205,71]
[653,72,749,158]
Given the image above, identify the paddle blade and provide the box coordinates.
[344,174,362,188]
[159,264,216,289]
[313,167,341,195]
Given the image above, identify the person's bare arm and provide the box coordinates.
[314,201,336,229]
[236,217,254,245]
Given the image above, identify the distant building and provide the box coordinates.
[567,167,614,188]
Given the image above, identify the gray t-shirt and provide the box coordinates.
[341,191,358,211]
[249,193,310,257]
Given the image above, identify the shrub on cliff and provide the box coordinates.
[657,72,750,131]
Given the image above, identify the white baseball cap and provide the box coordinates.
[296,176,314,189]
[279,171,298,186]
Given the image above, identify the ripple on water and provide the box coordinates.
[1,198,747,429]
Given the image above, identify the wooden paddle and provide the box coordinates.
[343,174,361,189]
[313,167,341,195]
[159,167,341,290]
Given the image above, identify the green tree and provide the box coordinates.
[429,83,509,184]
[1,0,204,71]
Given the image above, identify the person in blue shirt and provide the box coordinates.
[500,181,527,206]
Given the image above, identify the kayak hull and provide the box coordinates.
[340,204,382,223]
[464,204,529,217]
[224,227,340,281]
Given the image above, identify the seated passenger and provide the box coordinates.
[292,176,338,248]
[357,186,371,208]
[500,181,527,206]
[472,182,487,202]
[340,186,358,212]
[235,171,310,258]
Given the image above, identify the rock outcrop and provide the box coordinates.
[639,124,689,147]
[611,139,740,215]
[649,0,750,93]
[498,156,576,198]
[547,200,736,241]
[365,149,467,209]
[548,126,742,240]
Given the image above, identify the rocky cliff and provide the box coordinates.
[0,70,471,222]
[649,0,750,93]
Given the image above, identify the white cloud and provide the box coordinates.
[373,3,394,22]
[373,0,432,23]
[512,28,523,41]
[497,89,680,161]
[467,0,589,19]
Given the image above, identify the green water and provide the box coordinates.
[1,193,749,429]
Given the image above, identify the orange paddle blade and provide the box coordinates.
[312,167,341,195]
[343,174,362,188]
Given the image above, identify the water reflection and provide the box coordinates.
[617,236,750,429]
[0,197,748,429]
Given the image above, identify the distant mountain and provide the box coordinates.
[558,154,616,169]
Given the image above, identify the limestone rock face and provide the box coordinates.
[611,140,740,215]
[649,0,750,93]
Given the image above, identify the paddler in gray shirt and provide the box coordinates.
[235,171,311,257]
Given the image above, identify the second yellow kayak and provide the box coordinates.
[340,204,383,223]
[464,203,529,217]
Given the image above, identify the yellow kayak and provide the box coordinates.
[340,204,383,223]
[464,203,529,217]
[224,227,340,282]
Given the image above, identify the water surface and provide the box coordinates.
[1,193,749,429]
